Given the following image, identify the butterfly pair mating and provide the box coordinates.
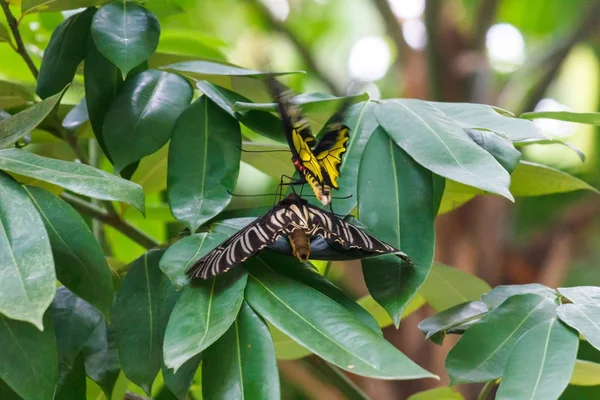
[186,77,411,280]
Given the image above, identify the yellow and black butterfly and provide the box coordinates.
[186,193,412,279]
[266,77,350,206]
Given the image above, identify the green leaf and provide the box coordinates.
[163,270,247,371]
[233,92,368,116]
[159,232,230,289]
[570,360,600,386]
[37,8,96,99]
[115,249,174,394]
[418,301,488,342]
[50,287,103,368]
[269,323,312,360]
[55,355,86,400]
[130,143,168,194]
[162,354,201,400]
[163,60,301,80]
[25,186,113,318]
[520,111,600,125]
[0,313,58,400]
[103,70,192,173]
[258,251,381,335]
[0,148,145,213]
[358,128,442,326]
[429,102,547,142]
[0,80,34,109]
[481,283,557,310]
[559,286,600,305]
[203,301,280,399]
[446,294,557,384]
[81,322,120,398]
[167,96,241,232]
[464,128,521,173]
[22,0,108,14]
[437,179,483,214]
[0,22,9,43]
[0,172,55,329]
[510,161,599,196]
[419,263,492,312]
[91,1,160,76]
[557,304,600,352]
[245,257,437,380]
[357,293,426,329]
[62,99,89,132]
[376,100,513,200]
[407,387,465,400]
[0,88,67,149]
[496,318,579,400]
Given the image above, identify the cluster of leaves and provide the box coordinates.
[2,1,600,400]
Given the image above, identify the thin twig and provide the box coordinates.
[424,0,443,101]
[61,193,159,250]
[0,0,38,78]
[247,0,341,96]
[477,379,497,400]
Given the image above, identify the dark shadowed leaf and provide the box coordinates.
[0,88,66,149]
[0,313,58,400]
[446,294,557,384]
[55,355,86,400]
[510,161,599,196]
[203,302,280,399]
[496,319,578,400]
[559,286,600,305]
[376,100,513,200]
[464,128,521,173]
[167,96,241,232]
[0,172,55,329]
[520,111,600,124]
[162,354,201,400]
[163,270,247,371]
[557,304,600,351]
[91,1,160,76]
[245,257,437,380]
[418,301,488,342]
[481,283,557,310]
[0,149,145,213]
[82,322,120,398]
[103,70,192,173]
[37,8,96,99]
[25,186,113,318]
[358,128,442,326]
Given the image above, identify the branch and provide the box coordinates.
[424,0,443,100]
[247,0,342,96]
[517,0,600,114]
[0,0,38,78]
[371,0,407,64]
[61,193,160,250]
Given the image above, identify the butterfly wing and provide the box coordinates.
[313,125,349,189]
[186,206,294,279]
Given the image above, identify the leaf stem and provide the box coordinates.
[61,192,159,250]
[0,0,38,78]
[477,379,497,400]
[302,357,370,400]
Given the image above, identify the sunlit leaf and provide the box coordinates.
[520,111,600,125]
[510,161,599,196]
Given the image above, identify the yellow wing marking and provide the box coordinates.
[292,129,324,182]
[315,127,349,188]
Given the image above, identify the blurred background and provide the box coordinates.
[3,0,600,398]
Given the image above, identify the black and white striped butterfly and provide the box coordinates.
[186,193,412,280]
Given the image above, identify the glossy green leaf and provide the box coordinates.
[258,251,381,335]
[510,161,599,196]
[429,102,547,142]
[162,354,201,400]
[570,360,600,386]
[0,88,66,149]
[0,149,145,213]
[115,249,173,394]
[358,128,442,326]
[81,322,120,398]
[163,270,247,371]
[50,287,103,369]
[159,232,230,289]
[0,172,55,329]
[559,286,600,305]
[557,304,600,351]
[167,96,241,232]
[419,263,492,312]
[446,294,557,384]
[37,8,95,99]
[0,313,58,400]
[233,92,368,116]
[163,60,301,80]
[25,186,113,318]
[464,128,521,173]
[496,318,579,400]
[62,99,89,132]
[482,283,557,310]
[103,70,192,173]
[245,257,437,380]
[0,80,34,109]
[376,100,513,200]
[357,293,426,329]
[196,81,286,143]
[520,111,600,124]
[55,355,86,400]
[407,387,465,400]
[418,301,488,342]
[91,1,160,76]
[22,0,108,14]
[203,301,280,399]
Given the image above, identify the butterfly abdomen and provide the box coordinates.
[289,228,311,261]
